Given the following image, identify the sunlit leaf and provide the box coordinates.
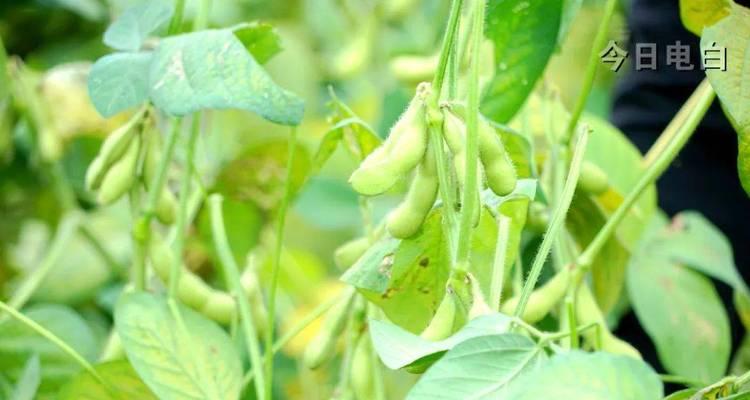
[103,0,173,51]
[406,334,545,400]
[149,28,304,125]
[88,52,151,117]
[233,22,283,64]
[701,4,750,196]
[370,313,512,370]
[58,360,157,400]
[115,292,242,400]
[499,351,663,400]
[10,355,39,400]
[680,0,732,36]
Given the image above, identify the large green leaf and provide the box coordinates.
[115,292,243,400]
[103,0,173,51]
[58,360,157,400]
[499,351,663,400]
[406,334,545,400]
[342,182,535,333]
[370,313,512,370]
[702,4,750,196]
[88,52,152,117]
[627,254,730,382]
[481,0,563,123]
[680,0,732,36]
[0,305,97,395]
[148,28,304,125]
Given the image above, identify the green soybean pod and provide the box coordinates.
[575,285,641,359]
[442,109,482,225]
[350,87,428,196]
[578,161,609,195]
[478,118,517,196]
[334,237,370,269]
[303,287,357,369]
[154,188,177,225]
[350,333,375,400]
[501,267,570,323]
[420,291,457,342]
[386,140,438,239]
[96,134,141,205]
[526,202,550,234]
[141,131,161,187]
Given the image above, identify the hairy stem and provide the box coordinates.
[562,0,618,144]
[455,0,485,270]
[514,125,590,318]
[432,0,465,95]
[208,194,266,400]
[265,127,298,400]
[576,80,715,270]
[169,114,201,300]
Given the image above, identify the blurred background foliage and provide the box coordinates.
[0,0,628,398]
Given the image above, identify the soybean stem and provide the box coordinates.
[0,300,104,384]
[514,125,590,318]
[562,0,618,144]
[575,80,715,270]
[490,215,511,310]
[167,0,186,35]
[431,0,465,95]
[455,0,485,270]
[265,127,298,400]
[168,114,201,300]
[209,194,266,400]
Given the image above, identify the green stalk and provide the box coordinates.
[193,0,212,31]
[208,194,266,400]
[575,80,715,270]
[561,0,618,144]
[265,127,298,400]
[7,213,82,310]
[431,0,465,95]
[455,0,485,270]
[490,214,511,310]
[0,300,103,384]
[167,0,186,35]
[514,125,590,318]
[168,114,201,300]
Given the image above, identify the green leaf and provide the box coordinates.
[114,291,243,400]
[0,35,9,101]
[664,388,698,400]
[58,360,157,400]
[233,23,283,64]
[559,0,584,43]
[10,355,39,400]
[627,255,730,382]
[103,0,174,51]
[701,4,750,196]
[0,305,97,395]
[680,0,732,36]
[370,313,512,370]
[88,52,151,117]
[482,0,563,123]
[148,28,304,125]
[51,0,106,21]
[500,351,663,400]
[653,211,746,292]
[341,237,402,294]
[406,334,545,400]
[312,117,381,172]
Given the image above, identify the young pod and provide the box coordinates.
[85,121,138,190]
[96,134,141,205]
[141,132,162,187]
[501,267,570,323]
[155,188,177,225]
[350,333,375,400]
[420,291,458,342]
[578,161,609,195]
[303,288,357,369]
[334,237,370,269]
[442,109,482,226]
[575,285,641,359]
[526,202,550,234]
[478,119,517,196]
[350,89,428,196]
[386,140,438,239]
